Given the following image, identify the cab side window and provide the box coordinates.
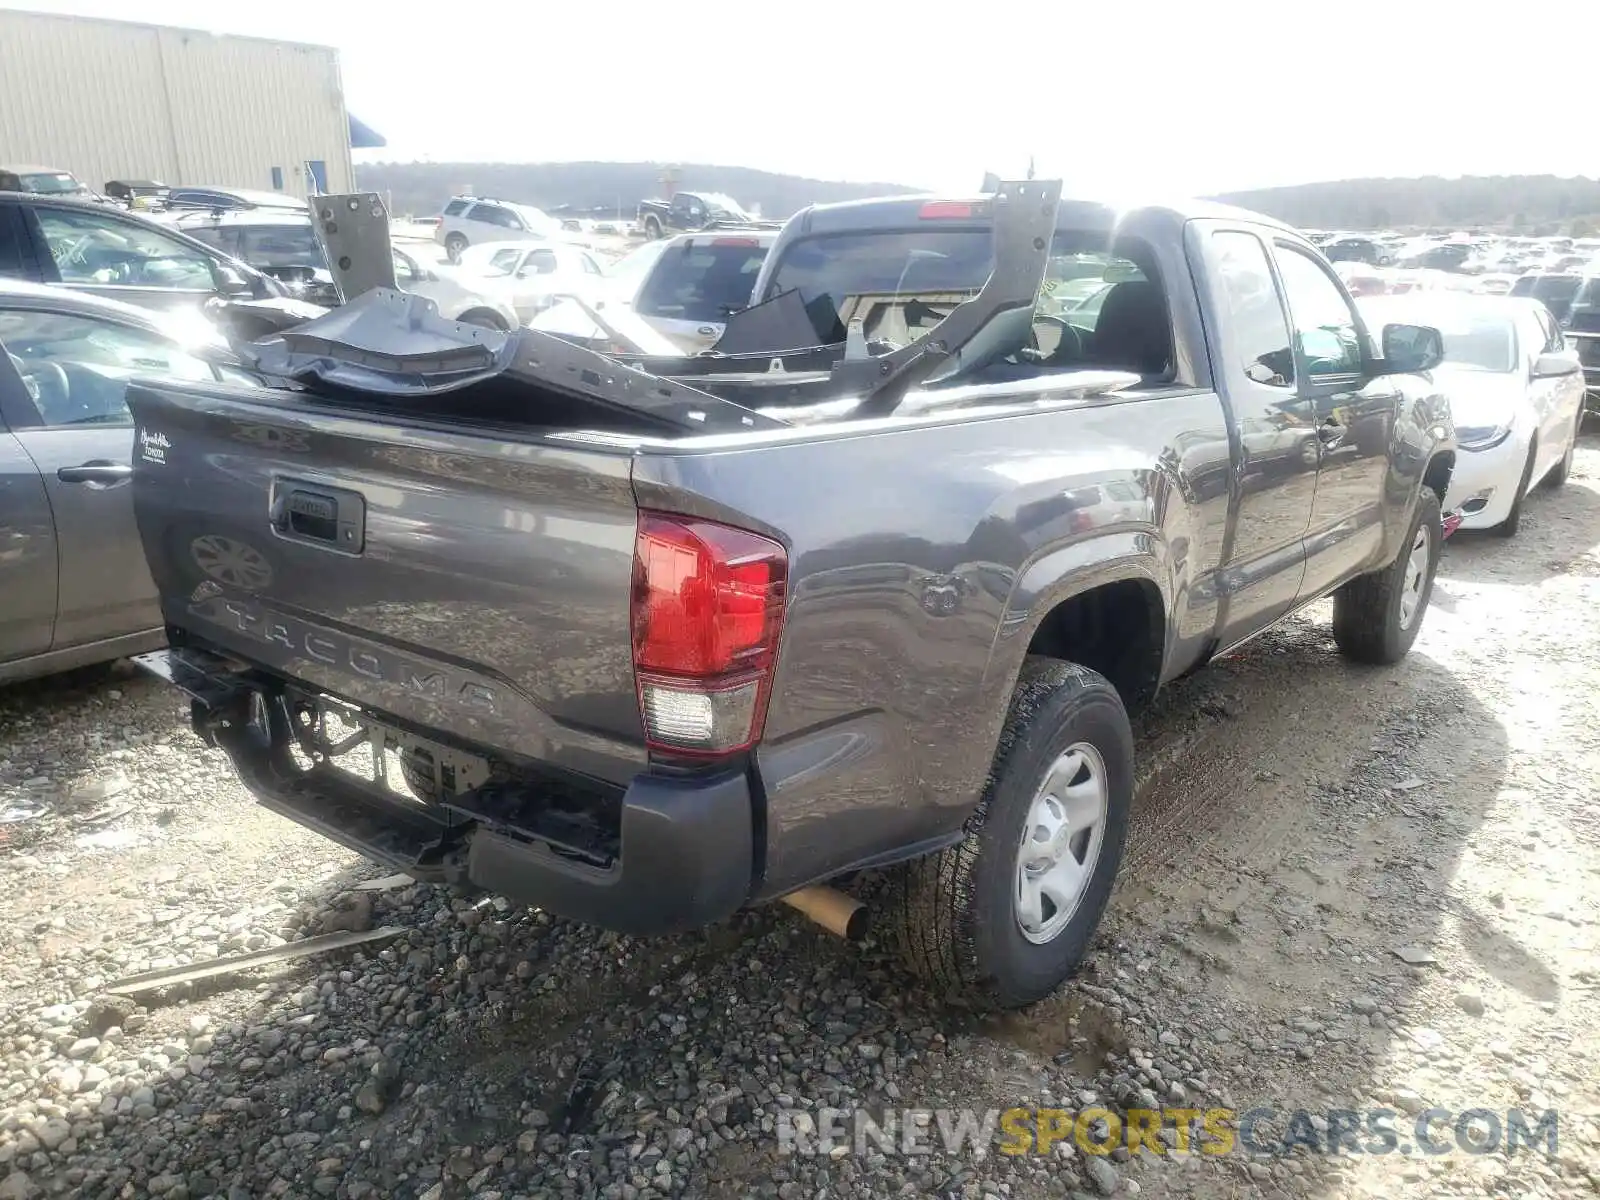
[1273,244,1364,379]
[1212,231,1295,388]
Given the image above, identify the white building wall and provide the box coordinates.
[0,10,354,196]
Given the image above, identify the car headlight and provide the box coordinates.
[1456,424,1512,451]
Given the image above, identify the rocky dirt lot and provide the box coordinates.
[0,441,1597,1200]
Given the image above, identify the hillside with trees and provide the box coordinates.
[355,161,917,221]
[354,163,1600,235]
[1214,175,1600,233]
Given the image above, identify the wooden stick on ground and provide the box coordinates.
[104,927,405,997]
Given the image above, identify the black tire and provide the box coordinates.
[1331,488,1441,665]
[457,308,507,331]
[889,658,1133,1010]
[1492,438,1537,538]
[1545,410,1580,488]
[643,216,663,240]
[445,233,468,263]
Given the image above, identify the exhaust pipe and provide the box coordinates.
[781,886,868,941]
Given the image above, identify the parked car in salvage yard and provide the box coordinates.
[1562,273,1600,417]
[1359,292,1584,536]
[0,190,289,315]
[0,280,264,685]
[528,229,776,354]
[173,206,522,330]
[121,182,1461,1010]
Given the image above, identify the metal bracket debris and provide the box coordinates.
[103,927,404,997]
[309,192,398,303]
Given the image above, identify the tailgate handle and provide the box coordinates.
[269,479,366,554]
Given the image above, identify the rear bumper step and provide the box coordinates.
[134,647,755,935]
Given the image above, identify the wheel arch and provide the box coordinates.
[983,537,1170,725]
[1422,449,1455,507]
[1019,575,1166,717]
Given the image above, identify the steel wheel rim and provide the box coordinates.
[1398,522,1430,629]
[1014,741,1108,945]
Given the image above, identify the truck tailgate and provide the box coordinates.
[127,380,647,785]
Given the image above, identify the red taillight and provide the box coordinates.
[711,237,759,246]
[631,512,788,758]
[919,200,979,220]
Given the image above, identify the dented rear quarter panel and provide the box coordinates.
[629,386,1235,898]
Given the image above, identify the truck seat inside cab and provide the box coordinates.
[1085,280,1173,379]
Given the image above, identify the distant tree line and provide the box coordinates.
[1214,175,1600,234]
[353,163,1600,237]
[354,161,916,222]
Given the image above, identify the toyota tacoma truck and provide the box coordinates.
[126,182,1455,1009]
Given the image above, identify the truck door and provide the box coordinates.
[1203,228,1321,648]
[0,375,57,668]
[1270,242,1395,598]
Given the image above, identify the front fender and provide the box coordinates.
[1380,376,1454,562]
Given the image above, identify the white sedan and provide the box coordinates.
[443,240,609,325]
[1361,293,1586,536]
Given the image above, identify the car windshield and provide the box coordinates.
[762,229,1147,343]
[1363,302,1517,373]
[20,172,86,195]
[634,240,769,323]
[512,206,561,236]
[608,240,669,287]
[697,193,752,218]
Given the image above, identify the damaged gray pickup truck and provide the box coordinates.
[127,182,1456,1009]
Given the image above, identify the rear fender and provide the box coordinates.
[977,531,1171,746]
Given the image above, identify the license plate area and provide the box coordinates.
[291,694,490,801]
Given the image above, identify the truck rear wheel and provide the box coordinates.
[889,657,1132,1010]
[1331,488,1441,665]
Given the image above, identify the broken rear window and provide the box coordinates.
[762,229,1149,344]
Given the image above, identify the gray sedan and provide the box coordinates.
[0,280,258,684]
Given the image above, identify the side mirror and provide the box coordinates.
[216,264,254,296]
[1377,322,1445,374]
[1532,352,1579,379]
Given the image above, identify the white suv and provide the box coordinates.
[433,196,562,262]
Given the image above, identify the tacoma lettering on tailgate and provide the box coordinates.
[198,596,500,715]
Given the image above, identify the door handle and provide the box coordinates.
[57,461,134,487]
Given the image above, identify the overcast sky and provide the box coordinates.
[12,0,1600,195]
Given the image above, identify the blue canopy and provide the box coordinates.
[349,114,387,149]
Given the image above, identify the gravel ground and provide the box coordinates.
[1,439,1598,1199]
